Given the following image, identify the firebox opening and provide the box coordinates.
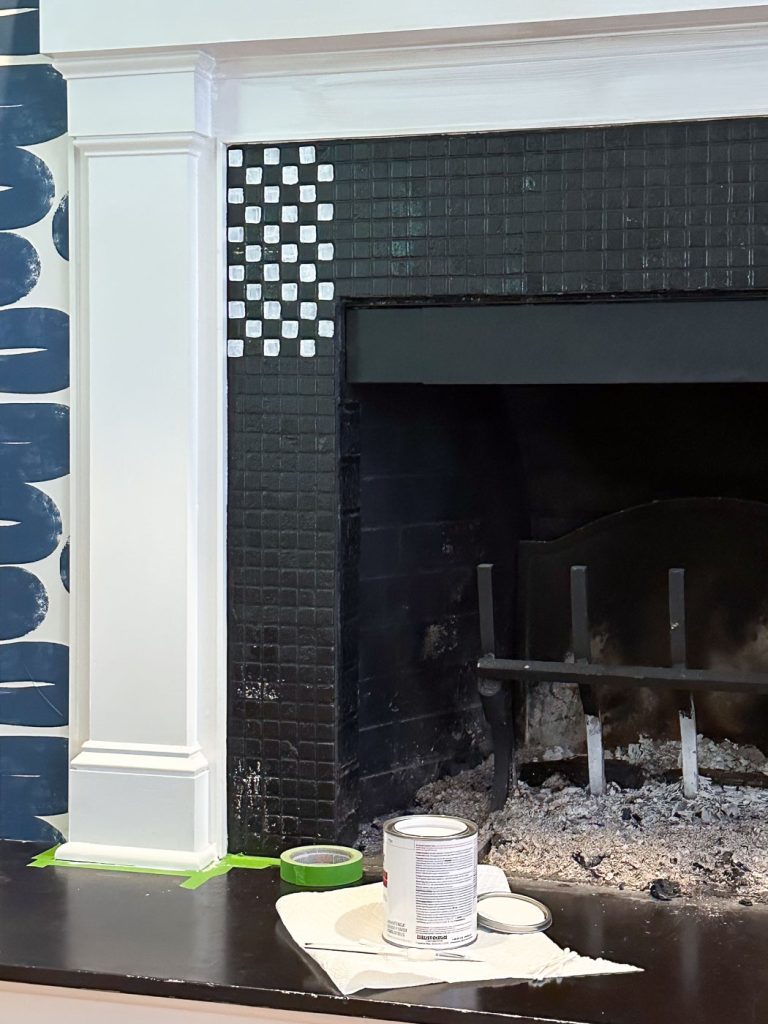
[345,379,768,824]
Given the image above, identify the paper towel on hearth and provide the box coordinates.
[276,864,641,995]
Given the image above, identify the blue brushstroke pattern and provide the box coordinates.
[0,5,70,842]
[52,193,68,260]
[59,537,69,592]
[0,7,38,57]
[0,146,54,228]
[0,307,69,394]
[0,641,67,726]
[0,403,66,564]
[0,232,40,305]
[0,402,69,480]
[0,64,66,146]
[0,566,48,639]
[0,736,66,842]
[0,482,61,564]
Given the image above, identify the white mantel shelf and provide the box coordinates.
[37,0,768,871]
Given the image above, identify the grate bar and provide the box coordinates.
[570,566,605,796]
[669,568,699,798]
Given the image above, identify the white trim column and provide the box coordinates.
[54,57,226,870]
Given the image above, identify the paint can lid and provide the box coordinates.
[477,892,552,934]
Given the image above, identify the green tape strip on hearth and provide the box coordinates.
[28,846,280,889]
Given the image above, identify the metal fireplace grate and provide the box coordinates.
[477,498,768,808]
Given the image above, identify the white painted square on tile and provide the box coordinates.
[264,301,281,319]
[264,338,281,357]
[228,187,244,204]
[281,206,298,223]
[246,283,262,301]
[300,225,317,244]
[282,165,299,184]
[264,186,280,203]
[299,146,316,164]
[318,281,334,300]
[246,166,263,185]
[264,225,280,244]
[300,302,318,319]
[318,243,334,260]
[264,263,280,281]
[245,206,262,223]
[317,163,334,181]
[299,263,317,282]
[227,338,244,357]
[281,244,298,262]
[282,321,299,339]
[228,226,244,243]
[317,203,334,221]
[246,319,263,338]
[229,265,245,281]
[299,184,316,203]
[318,319,335,337]
[264,147,281,164]
[300,338,316,357]
[282,283,298,301]
[228,301,245,319]
[245,244,262,262]
[228,149,243,168]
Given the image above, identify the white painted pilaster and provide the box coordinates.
[54,61,225,870]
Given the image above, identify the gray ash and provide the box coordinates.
[411,738,768,904]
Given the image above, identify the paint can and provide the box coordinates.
[382,814,478,949]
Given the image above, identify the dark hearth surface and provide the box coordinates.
[1,841,766,1024]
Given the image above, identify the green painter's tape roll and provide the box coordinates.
[280,845,363,888]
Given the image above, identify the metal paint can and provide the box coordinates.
[382,814,478,949]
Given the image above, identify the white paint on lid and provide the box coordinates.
[478,893,549,929]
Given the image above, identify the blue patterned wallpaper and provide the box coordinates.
[0,0,69,842]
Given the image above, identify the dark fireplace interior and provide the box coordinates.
[227,120,768,855]
[349,373,768,821]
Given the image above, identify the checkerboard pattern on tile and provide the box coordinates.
[226,121,768,855]
[227,145,335,360]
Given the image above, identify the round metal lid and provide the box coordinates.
[477,892,553,934]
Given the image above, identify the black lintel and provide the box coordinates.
[345,297,768,384]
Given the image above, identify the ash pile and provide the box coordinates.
[407,737,768,904]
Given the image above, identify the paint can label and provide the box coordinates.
[383,814,478,948]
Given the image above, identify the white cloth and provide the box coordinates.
[276,865,641,995]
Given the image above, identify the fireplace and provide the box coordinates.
[226,122,768,856]
[41,2,768,874]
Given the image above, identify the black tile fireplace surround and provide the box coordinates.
[227,118,768,855]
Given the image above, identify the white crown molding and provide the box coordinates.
[214,19,768,79]
[48,49,216,81]
[74,132,214,157]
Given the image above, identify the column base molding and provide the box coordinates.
[56,742,216,872]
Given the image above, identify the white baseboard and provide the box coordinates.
[58,742,217,871]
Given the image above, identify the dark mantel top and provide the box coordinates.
[0,841,764,1024]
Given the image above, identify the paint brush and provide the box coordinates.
[303,941,484,963]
